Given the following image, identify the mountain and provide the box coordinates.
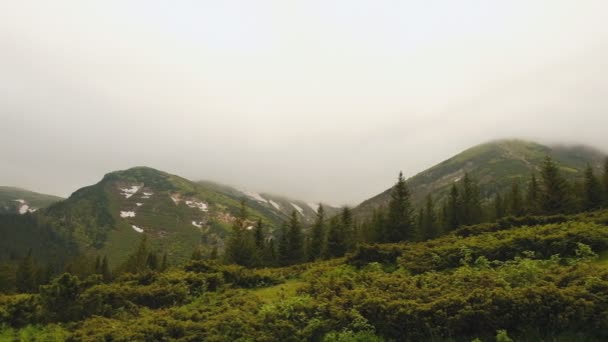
[0,167,334,265]
[0,186,63,215]
[353,139,607,219]
[196,180,341,225]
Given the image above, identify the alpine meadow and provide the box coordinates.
[2,2,608,342]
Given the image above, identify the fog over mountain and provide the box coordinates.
[1,1,607,204]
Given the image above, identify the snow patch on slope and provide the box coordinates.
[243,190,267,203]
[185,200,208,212]
[192,221,203,228]
[307,203,319,213]
[171,194,208,212]
[269,200,281,210]
[14,199,25,204]
[136,203,143,207]
[291,203,304,216]
[132,225,144,233]
[120,186,140,199]
[18,204,29,214]
[120,211,136,218]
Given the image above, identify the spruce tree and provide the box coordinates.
[160,253,168,270]
[224,200,255,267]
[308,204,326,261]
[509,181,524,216]
[253,218,265,250]
[265,238,277,266]
[539,156,570,214]
[422,195,439,240]
[94,256,101,275]
[16,250,37,293]
[340,207,355,251]
[125,235,149,273]
[101,256,112,282]
[146,252,159,271]
[525,174,539,214]
[371,208,387,243]
[277,224,290,265]
[326,216,346,258]
[447,184,461,231]
[416,208,424,240]
[603,158,608,206]
[494,193,505,220]
[583,164,603,211]
[461,173,482,225]
[286,210,304,264]
[386,172,414,242]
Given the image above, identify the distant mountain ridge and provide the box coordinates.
[352,139,606,219]
[0,186,63,215]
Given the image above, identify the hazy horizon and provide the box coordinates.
[2,1,608,205]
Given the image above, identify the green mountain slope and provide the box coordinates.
[1,167,332,265]
[353,139,606,219]
[0,187,63,214]
[35,167,299,264]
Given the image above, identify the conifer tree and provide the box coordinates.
[386,172,414,242]
[224,200,255,267]
[160,253,168,271]
[94,256,101,274]
[539,156,570,214]
[461,173,482,225]
[583,164,603,211]
[371,208,387,243]
[308,204,326,261]
[326,216,346,258]
[509,181,524,216]
[416,208,424,240]
[277,224,290,265]
[101,256,112,282]
[146,252,159,271]
[125,235,149,273]
[440,201,449,232]
[494,193,505,220]
[253,218,265,250]
[340,206,355,251]
[525,174,539,214]
[603,158,608,206]
[286,210,304,264]
[422,195,439,240]
[447,184,461,231]
[16,250,37,293]
[265,238,277,266]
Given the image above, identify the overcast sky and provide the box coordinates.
[1,1,608,205]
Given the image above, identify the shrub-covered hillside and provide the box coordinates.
[1,209,608,341]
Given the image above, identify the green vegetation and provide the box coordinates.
[1,142,608,340]
[1,208,608,340]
